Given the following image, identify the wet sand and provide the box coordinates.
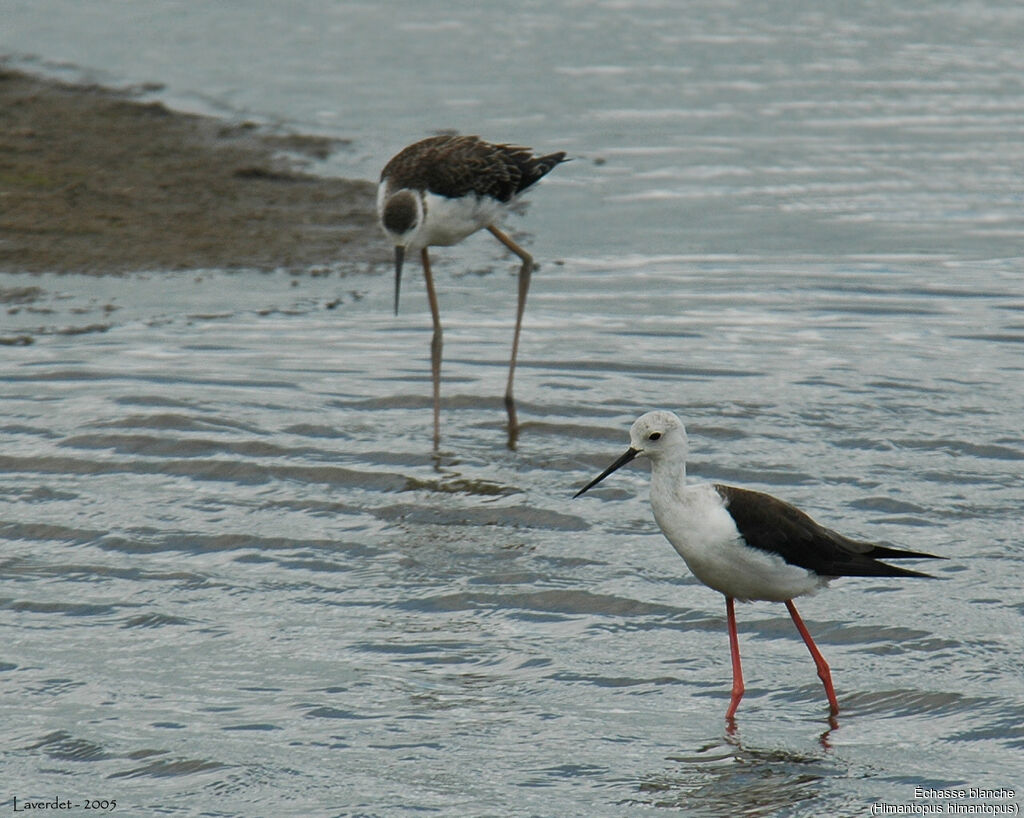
[0,68,385,274]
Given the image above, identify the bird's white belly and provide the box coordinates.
[421,192,504,247]
[651,484,825,602]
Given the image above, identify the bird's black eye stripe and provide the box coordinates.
[648,432,662,441]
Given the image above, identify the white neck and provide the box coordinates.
[648,448,688,495]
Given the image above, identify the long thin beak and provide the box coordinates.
[574,447,640,498]
[393,246,405,316]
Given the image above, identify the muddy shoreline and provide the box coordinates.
[0,67,386,274]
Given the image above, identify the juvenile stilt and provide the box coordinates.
[377,135,566,445]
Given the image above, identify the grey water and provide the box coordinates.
[2,1,1024,816]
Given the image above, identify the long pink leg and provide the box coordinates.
[785,600,839,715]
[421,248,442,449]
[725,596,745,720]
[485,224,533,415]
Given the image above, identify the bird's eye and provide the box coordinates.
[648,432,662,441]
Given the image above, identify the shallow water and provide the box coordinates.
[3,1,1024,816]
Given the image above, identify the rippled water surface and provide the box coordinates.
[3,1,1024,816]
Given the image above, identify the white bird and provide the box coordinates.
[574,410,944,720]
[377,134,567,446]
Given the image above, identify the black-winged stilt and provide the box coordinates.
[574,410,944,720]
[377,134,567,446]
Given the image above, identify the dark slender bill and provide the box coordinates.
[393,245,405,316]
[574,447,639,498]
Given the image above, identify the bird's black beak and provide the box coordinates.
[574,447,640,498]
[393,246,405,316]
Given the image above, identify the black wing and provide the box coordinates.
[713,484,944,578]
[382,135,567,202]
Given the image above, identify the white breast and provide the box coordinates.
[419,191,505,247]
[650,481,825,602]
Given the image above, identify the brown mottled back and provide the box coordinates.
[380,135,567,202]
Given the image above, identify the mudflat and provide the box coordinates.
[0,68,385,274]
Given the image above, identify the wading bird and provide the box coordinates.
[575,410,944,720]
[378,134,567,446]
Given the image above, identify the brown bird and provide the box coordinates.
[378,134,567,446]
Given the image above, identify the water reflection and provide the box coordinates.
[632,734,839,815]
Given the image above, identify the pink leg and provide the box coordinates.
[785,600,839,715]
[421,248,442,449]
[486,224,532,419]
[725,597,744,720]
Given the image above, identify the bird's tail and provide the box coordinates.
[517,151,569,193]
[846,544,947,579]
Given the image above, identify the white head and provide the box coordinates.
[627,410,689,462]
[574,410,689,497]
